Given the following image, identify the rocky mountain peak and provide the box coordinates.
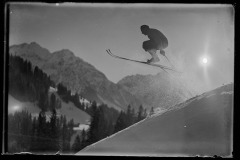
[29,41,41,47]
[52,49,75,57]
[9,42,51,60]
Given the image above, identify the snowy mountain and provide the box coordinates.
[118,72,194,109]
[9,42,195,111]
[76,83,233,157]
[9,42,142,111]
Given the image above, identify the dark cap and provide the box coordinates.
[140,25,150,32]
[141,25,150,35]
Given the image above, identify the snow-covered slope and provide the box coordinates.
[8,94,90,124]
[76,83,233,157]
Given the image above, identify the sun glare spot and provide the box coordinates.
[200,55,210,66]
[13,105,20,111]
[202,58,208,64]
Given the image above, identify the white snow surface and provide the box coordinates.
[220,91,233,95]
[76,84,233,157]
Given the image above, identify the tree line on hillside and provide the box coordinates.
[56,83,86,112]
[8,100,149,153]
[8,55,151,153]
[9,55,88,113]
[72,102,149,152]
[8,109,75,153]
[9,55,53,111]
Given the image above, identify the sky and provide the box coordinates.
[9,3,234,94]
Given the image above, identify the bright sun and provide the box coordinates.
[200,56,210,67]
[202,58,208,64]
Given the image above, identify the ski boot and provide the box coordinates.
[147,56,160,63]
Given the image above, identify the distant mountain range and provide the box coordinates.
[9,42,194,111]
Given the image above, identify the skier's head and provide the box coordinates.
[141,25,150,35]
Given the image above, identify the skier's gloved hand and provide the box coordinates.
[160,50,165,56]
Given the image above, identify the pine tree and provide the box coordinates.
[49,108,59,152]
[38,93,48,111]
[36,110,48,152]
[56,98,62,109]
[50,93,56,110]
[97,105,106,139]
[127,105,131,117]
[20,110,32,151]
[68,119,74,137]
[61,115,69,152]
[64,119,74,152]
[130,107,136,124]
[72,135,81,152]
[143,108,147,118]
[87,101,100,143]
[114,111,127,133]
[126,105,131,126]
[30,117,37,151]
[137,105,144,121]
[150,106,154,116]
[81,129,87,149]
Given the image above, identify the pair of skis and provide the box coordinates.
[106,49,181,73]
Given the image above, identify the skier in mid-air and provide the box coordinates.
[106,25,179,72]
[140,25,168,63]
